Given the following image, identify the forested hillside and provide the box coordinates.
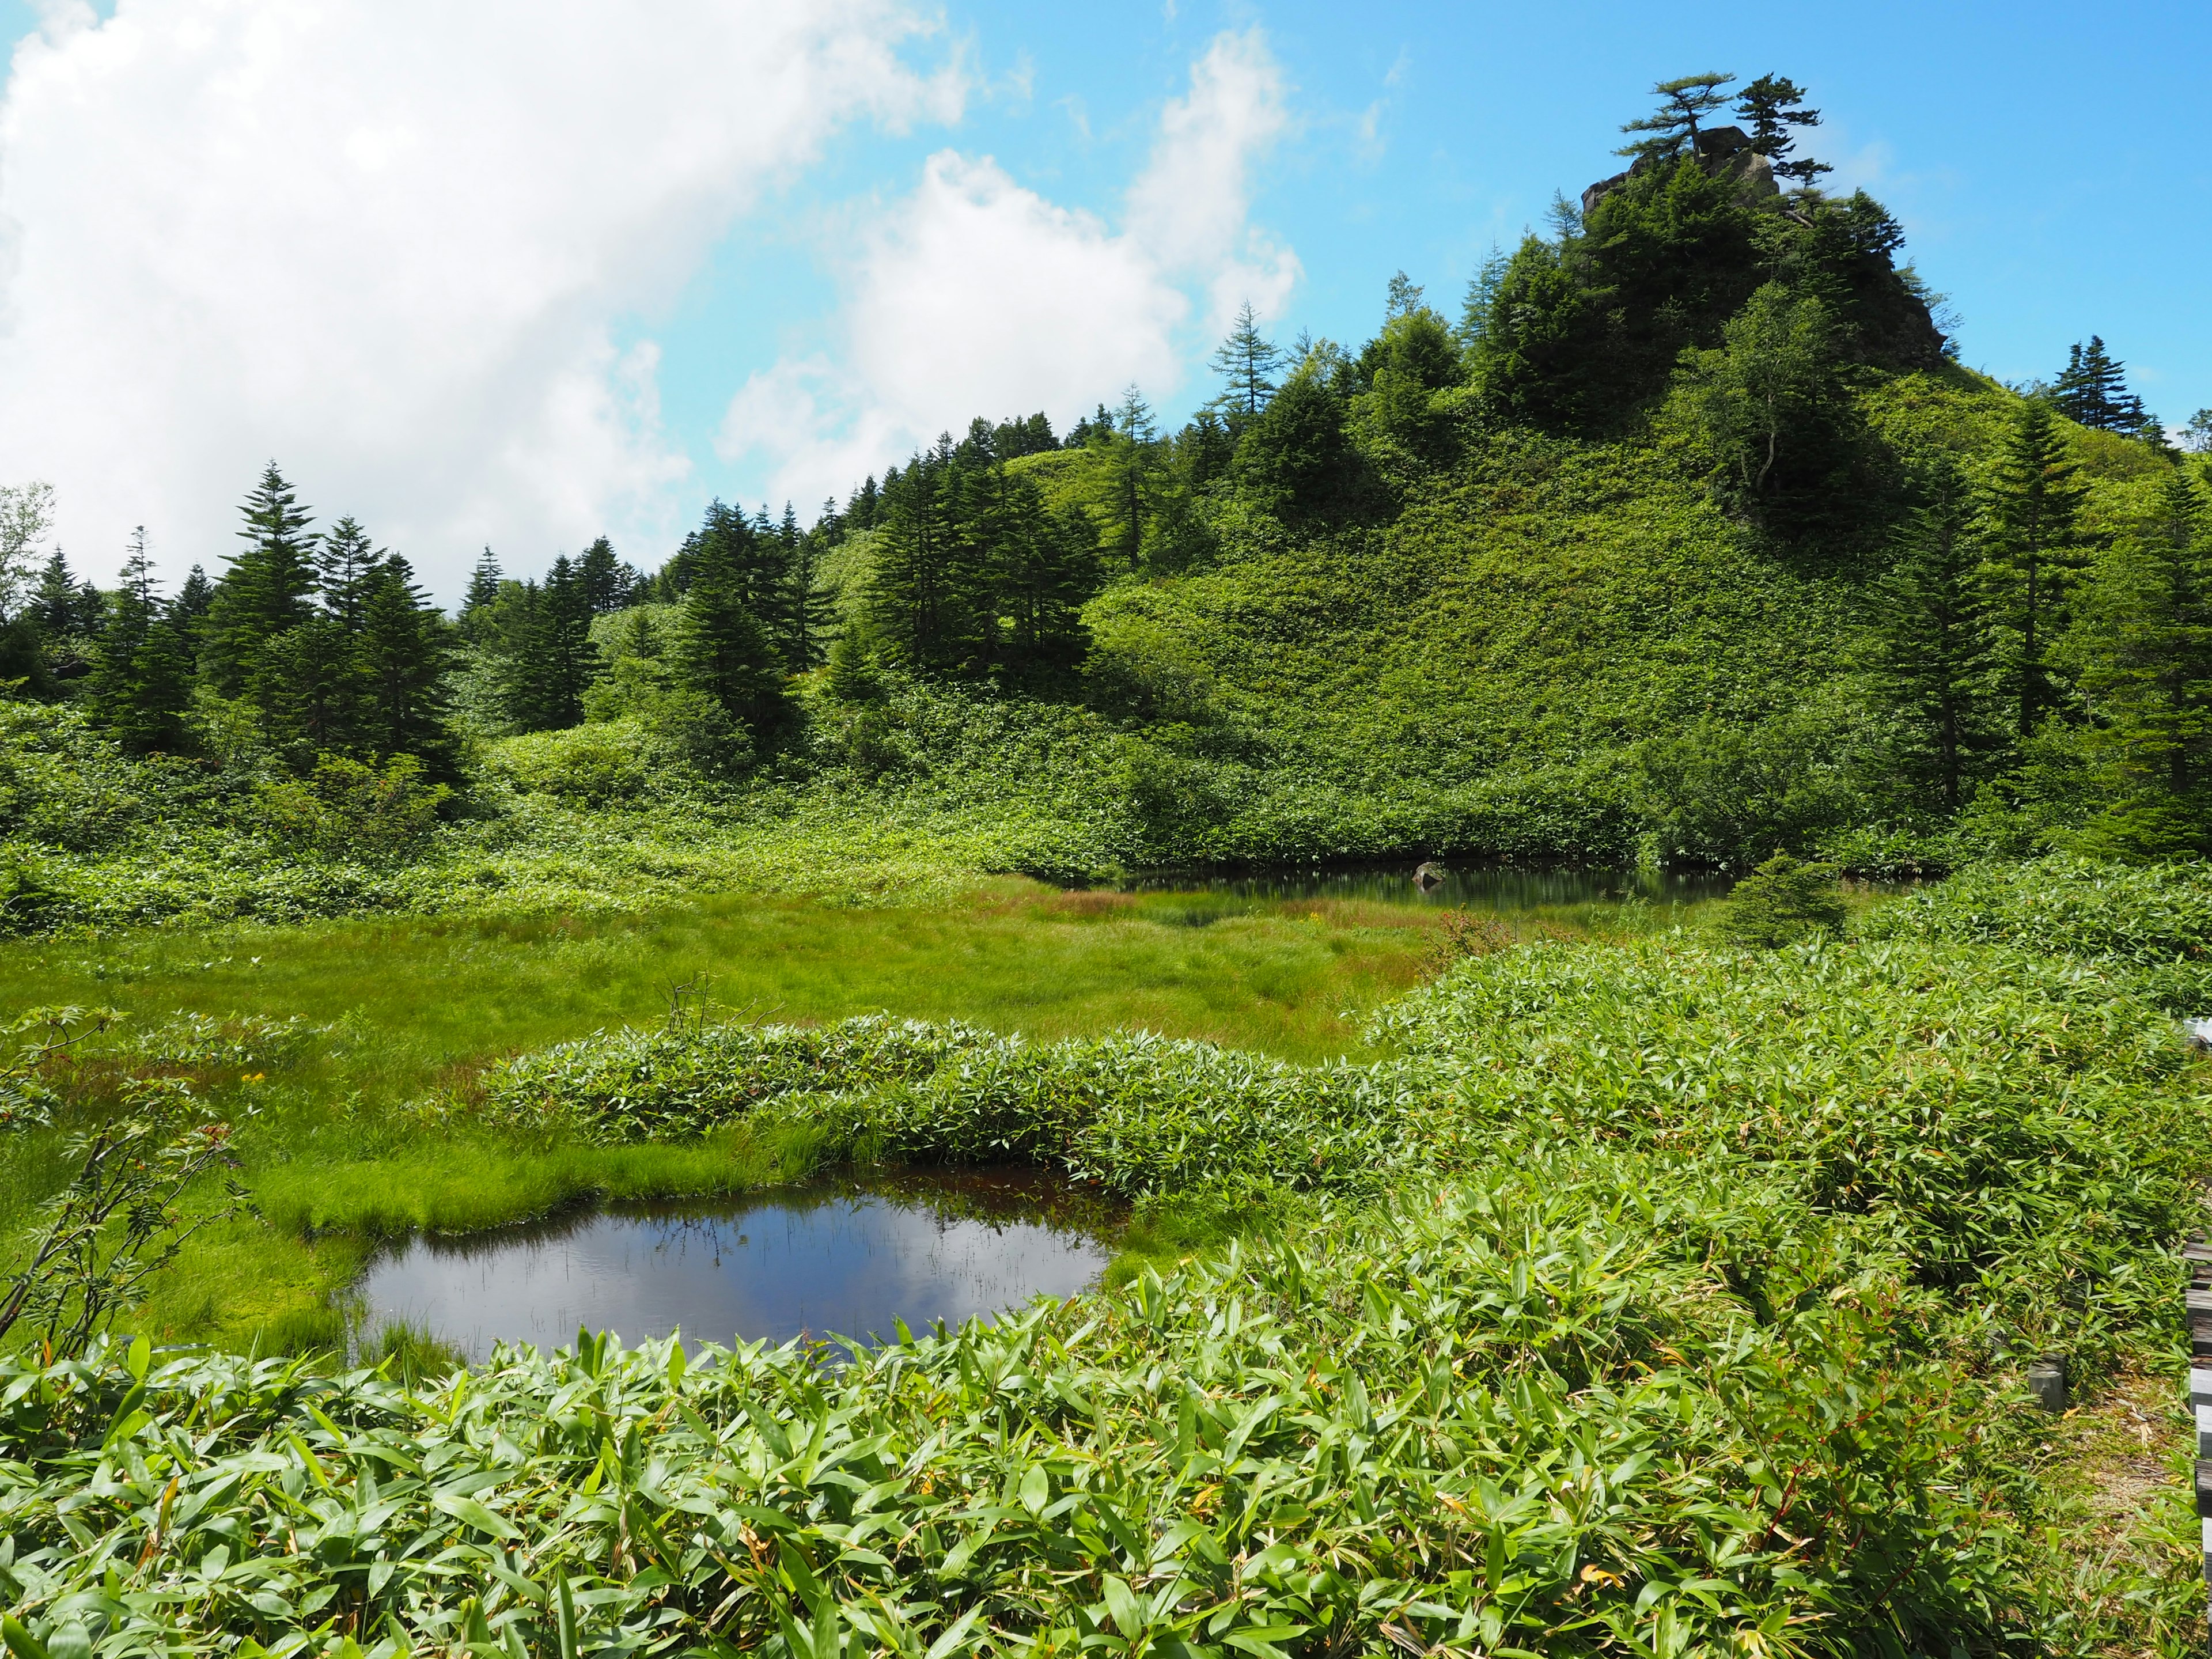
[3,71,2208,928]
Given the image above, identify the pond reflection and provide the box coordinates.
[355,1168,1120,1359]
[1112,861,1734,909]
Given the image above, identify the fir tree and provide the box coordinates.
[994,476,1101,685]
[1981,399,2090,736]
[2052,336,2147,433]
[253,612,360,758]
[354,556,456,768]
[172,566,215,635]
[2073,468,2212,847]
[314,516,382,631]
[464,548,503,614]
[667,531,789,745]
[578,536,630,614]
[30,549,101,639]
[203,463,319,695]
[866,447,986,675]
[1209,301,1282,421]
[1108,387,1161,566]
[84,529,192,753]
[1865,459,1999,810]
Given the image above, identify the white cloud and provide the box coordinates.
[0,0,962,594]
[721,27,1298,512]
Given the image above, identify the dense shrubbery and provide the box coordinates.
[1,858,2206,1652]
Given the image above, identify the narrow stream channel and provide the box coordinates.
[354,1168,1122,1359]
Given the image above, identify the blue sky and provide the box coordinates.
[3,0,2209,594]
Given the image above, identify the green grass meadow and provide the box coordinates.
[0,879,1692,1354]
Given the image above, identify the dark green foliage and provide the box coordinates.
[2053,335,2147,434]
[666,529,789,756]
[200,463,318,696]
[1208,299,1281,421]
[576,535,634,615]
[81,531,191,755]
[1734,73,1823,176]
[863,442,1103,684]
[1981,397,2090,737]
[1230,361,1367,522]
[1354,301,1467,461]
[353,558,457,770]
[1615,70,1736,165]
[1863,457,2001,810]
[1714,850,1847,944]
[2070,467,2212,854]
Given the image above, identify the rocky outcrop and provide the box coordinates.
[1581,125,1778,219]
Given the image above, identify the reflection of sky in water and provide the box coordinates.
[358,1192,1113,1359]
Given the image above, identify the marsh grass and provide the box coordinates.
[0,880,1690,1353]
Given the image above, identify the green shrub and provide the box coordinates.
[1714,851,1848,945]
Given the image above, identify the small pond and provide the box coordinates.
[354,1169,1121,1360]
[1113,861,1735,910]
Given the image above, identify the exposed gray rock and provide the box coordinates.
[1580,124,1778,220]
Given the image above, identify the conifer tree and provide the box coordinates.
[994,476,1101,685]
[172,566,214,635]
[866,446,986,675]
[314,517,382,632]
[668,531,788,744]
[30,549,101,639]
[2073,468,2212,843]
[1981,399,2090,736]
[84,529,192,753]
[1734,75,1830,184]
[1865,459,1998,810]
[202,463,318,695]
[1209,301,1282,421]
[354,556,456,767]
[1108,387,1160,566]
[578,536,630,614]
[2052,336,2147,433]
[251,611,361,758]
[1617,71,1735,164]
[464,548,503,615]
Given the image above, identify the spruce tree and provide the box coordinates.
[172,566,215,634]
[252,611,362,759]
[202,463,318,695]
[1209,301,1282,421]
[667,531,788,745]
[2073,467,2212,846]
[578,536,630,614]
[866,448,986,675]
[314,516,381,631]
[1982,399,2090,736]
[354,556,456,768]
[31,549,100,638]
[464,548,503,614]
[994,476,1101,685]
[84,529,192,753]
[1108,388,1160,566]
[1865,459,1998,810]
[2052,336,2147,433]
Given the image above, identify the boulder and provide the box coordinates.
[1580,124,1778,219]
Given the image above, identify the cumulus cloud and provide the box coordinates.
[719,27,1298,513]
[0,0,961,593]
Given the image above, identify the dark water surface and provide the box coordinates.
[355,1169,1121,1359]
[1115,861,1734,909]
